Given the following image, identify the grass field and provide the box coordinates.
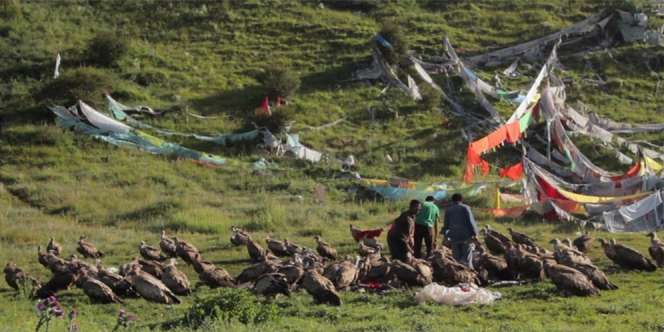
[1,0,664,331]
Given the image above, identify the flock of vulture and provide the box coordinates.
[3,226,664,307]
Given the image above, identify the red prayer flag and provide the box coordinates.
[499,162,524,180]
[506,122,521,144]
[255,96,272,117]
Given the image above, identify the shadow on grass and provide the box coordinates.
[190,84,264,118]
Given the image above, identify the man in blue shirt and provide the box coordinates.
[442,193,479,268]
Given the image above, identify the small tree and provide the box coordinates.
[261,65,301,100]
[86,31,129,67]
[378,20,409,65]
[419,84,442,112]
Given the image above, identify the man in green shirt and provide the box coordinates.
[414,196,439,258]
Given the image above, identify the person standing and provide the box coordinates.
[414,196,439,258]
[442,193,479,268]
[387,200,421,262]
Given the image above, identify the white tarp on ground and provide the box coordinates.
[285,134,323,163]
[415,283,501,306]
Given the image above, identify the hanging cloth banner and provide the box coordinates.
[499,162,524,180]
[53,53,61,79]
[489,205,529,218]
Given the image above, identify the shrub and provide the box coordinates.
[251,103,295,133]
[378,20,409,65]
[38,67,114,107]
[261,65,300,99]
[86,31,129,67]
[418,84,442,112]
[0,0,21,19]
[184,288,279,328]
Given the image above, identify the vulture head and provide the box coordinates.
[4,261,16,273]
[647,232,658,241]
[598,238,610,249]
[562,238,573,247]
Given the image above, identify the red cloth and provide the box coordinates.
[255,96,272,117]
[499,162,524,180]
[610,160,640,181]
[470,137,490,155]
[505,122,521,144]
[464,145,491,183]
[486,126,507,150]
[536,175,566,201]
[351,228,384,242]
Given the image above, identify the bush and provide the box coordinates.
[86,31,129,67]
[38,67,114,107]
[378,20,409,65]
[185,288,279,328]
[261,65,300,99]
[0,0,21,19]
[251,104,295,133]
[418,84,442,112]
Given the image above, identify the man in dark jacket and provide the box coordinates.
[388,200,421,262]
[442,193,479,268]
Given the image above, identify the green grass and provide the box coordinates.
[1,0,664,331]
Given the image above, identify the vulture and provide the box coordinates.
[125,265,180,304]
[563,261,617,290]
[599,239,656,271]
[67,255,99,277]
[96,261,135,297]
[358,241,379,257]
[161,259,191,295]
[505,244,544,281]
[4,262,28,291]
[159,231,177,258]
[252,273,291,298]
[38,246,66,273]
[277,263,305,287]
[77,236,103,259]
[475,245,512,282]
[236,261,278,284]
[284,239,304,256]
[314,236,337,260]
[508,228,538,248]
[76,271,123,304]
[550,239,593,266]
[174,237,199,265]
[230,226,250,246]
[35,266,78,298]
[482,225,512,255]
[46,238,63,256]
[323,258,359,290]
[358,254,391,282]
[544,261,600,296]
[266,235,290,257]
[194,261,236,288]
[573,232,593,253]
[139,241,163,261]
[430,251,478,286]
[246,237,268,262]
[302,270,342,306]
[139,258,164,279]
[647,232,664,267]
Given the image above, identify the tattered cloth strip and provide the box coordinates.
[489,205,529,218]
[500,192,525,203]
[50,101,226,166]
[351,228,384,242]
[602,190,664,232]
[533,170,651,204]
[587,111,664,134]
[499,162,524,180]
[464,11,612,67]
[53,53,61,79]
[107,95,267,146]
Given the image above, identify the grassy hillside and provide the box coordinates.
[1,0,664,331]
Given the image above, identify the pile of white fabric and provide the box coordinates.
[415,283,502,306]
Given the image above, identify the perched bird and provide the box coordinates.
[284,239,304,256]
[38,246,66,273]
[95,260,135,297]
[193,260,236,288]
[76,270,123,304]
[252,273,291,298]
[564,261,617,290]
[174,237,199,265]
[161,259,191,296]
[46,238,63,256]
[4,262,28,292]
[35,266,78,298]
[277,262,305,287]
[508,228,538,248]
[358,241,379,257]
[266,235,290,257]
[67,255,99,277]
[139,241,163,261]
[505,244,544,281]
[246,237,268,263]
[125,265,180,304]
[573,232,593,253]
[139,258,164,279]
[357,254,391,282]
[230,226,250,246]
[302,270,342,306]
[430,251,478,286]
[482,225,512,255]
[475,244,512,282]
[599,239,656,271]
[315,236,337,260]
[236,261,278,284]
[76,236,103,259]
[544,261,600,297]
[159,231,177,258]
[550,239,593,266]
[323,258,359,290]
[390,258,432,287]
[647,232,664,267]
